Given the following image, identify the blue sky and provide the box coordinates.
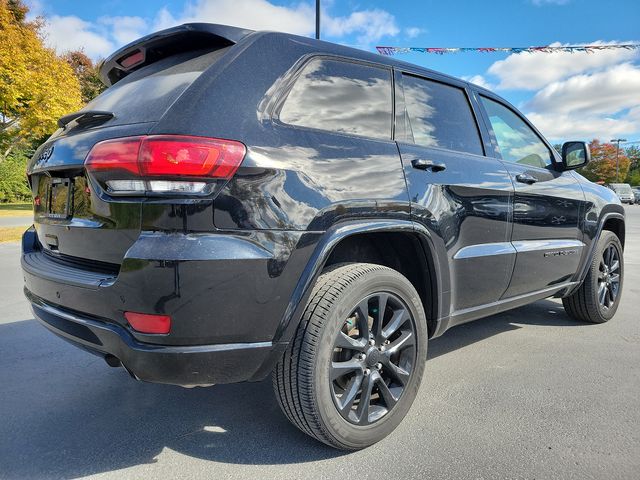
[28,0,640,143]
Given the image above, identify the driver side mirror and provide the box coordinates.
[561,141,590,170]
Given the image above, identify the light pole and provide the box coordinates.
[315,0,320,40]
[611,138,627,182]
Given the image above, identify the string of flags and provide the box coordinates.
[375,44,640,56]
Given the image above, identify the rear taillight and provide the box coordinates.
[85,135,246,195]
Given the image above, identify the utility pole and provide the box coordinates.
[611,138,627,182]
[315,0,320,40]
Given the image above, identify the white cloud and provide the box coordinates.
[405,27,426,39]
[43,15,114,58]
[153,0,314,35]
[523,62,640,141]
[324,9,399,45]
[99,16,149,46]
[487,41,639,90]
[155,0,400,47]
[40,0,404,61]
[462,74,494,90]
[526,112,638,141]
[526,63,640,115]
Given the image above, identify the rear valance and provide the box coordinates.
[98,23,254,87]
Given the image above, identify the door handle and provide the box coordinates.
[411,159,447,172]
[515,173,538,184]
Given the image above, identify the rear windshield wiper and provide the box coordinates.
[57,110,114,129]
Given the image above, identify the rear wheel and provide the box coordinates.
[563,231,623,323]
[272,263,427,450]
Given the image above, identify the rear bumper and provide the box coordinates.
[29,295,275,386]
[21,226,312,385]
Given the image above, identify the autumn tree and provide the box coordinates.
[0,0,82,158]
[579,139,630,183]
[63,50,105,104]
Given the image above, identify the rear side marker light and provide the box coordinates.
[125,312,171,334]
[85,135,246,194]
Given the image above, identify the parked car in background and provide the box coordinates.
[632,187,640,204]
[21,23,626,450]
[606,183,635,204]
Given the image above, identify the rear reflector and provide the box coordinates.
[85,135,246,194]
[125,312,171,334]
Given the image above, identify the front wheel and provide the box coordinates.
[563,231,624,323]
[273,263,427,450]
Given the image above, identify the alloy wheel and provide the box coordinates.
[330,292,417,426]
[598,243,621,311]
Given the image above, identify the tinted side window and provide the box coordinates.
[279,58,392,140]
[481,96,552,168]
[400,74,483,155]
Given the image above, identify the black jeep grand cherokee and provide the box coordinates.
[22,23,625,450]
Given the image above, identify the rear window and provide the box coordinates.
[84,47,230,126]
[399,74,483,155]
[279,57,393,140]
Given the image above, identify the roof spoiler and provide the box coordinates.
[98,23,254,87]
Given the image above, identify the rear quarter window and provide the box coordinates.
[279,57,393,140]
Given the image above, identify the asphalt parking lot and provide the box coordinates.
[1,207,639,480]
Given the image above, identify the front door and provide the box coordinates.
[396,72,515,315]
[477,95,585,298]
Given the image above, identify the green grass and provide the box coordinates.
[0,203,32,217]
[0,226,26,243]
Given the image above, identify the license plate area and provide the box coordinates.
[47,178,72,219]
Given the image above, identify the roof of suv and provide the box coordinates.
[99,22,480,92]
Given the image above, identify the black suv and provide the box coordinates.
[22,24,625,450]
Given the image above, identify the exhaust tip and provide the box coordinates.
[104,354,122,368]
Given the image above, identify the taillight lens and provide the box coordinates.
[85,135,246,195]
[85,137,141,175]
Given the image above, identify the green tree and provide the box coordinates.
[624,145,640,186]
[579,139,630,183]
[0,145,31,201]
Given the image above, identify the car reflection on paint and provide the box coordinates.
[514,196,576,226]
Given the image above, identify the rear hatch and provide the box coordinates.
[27,24,249,266]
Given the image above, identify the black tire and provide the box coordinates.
[272,263,427,450]
[563,231,623,323]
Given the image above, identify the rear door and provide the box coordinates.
[395,71,515,315]
[475,93,585,298]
